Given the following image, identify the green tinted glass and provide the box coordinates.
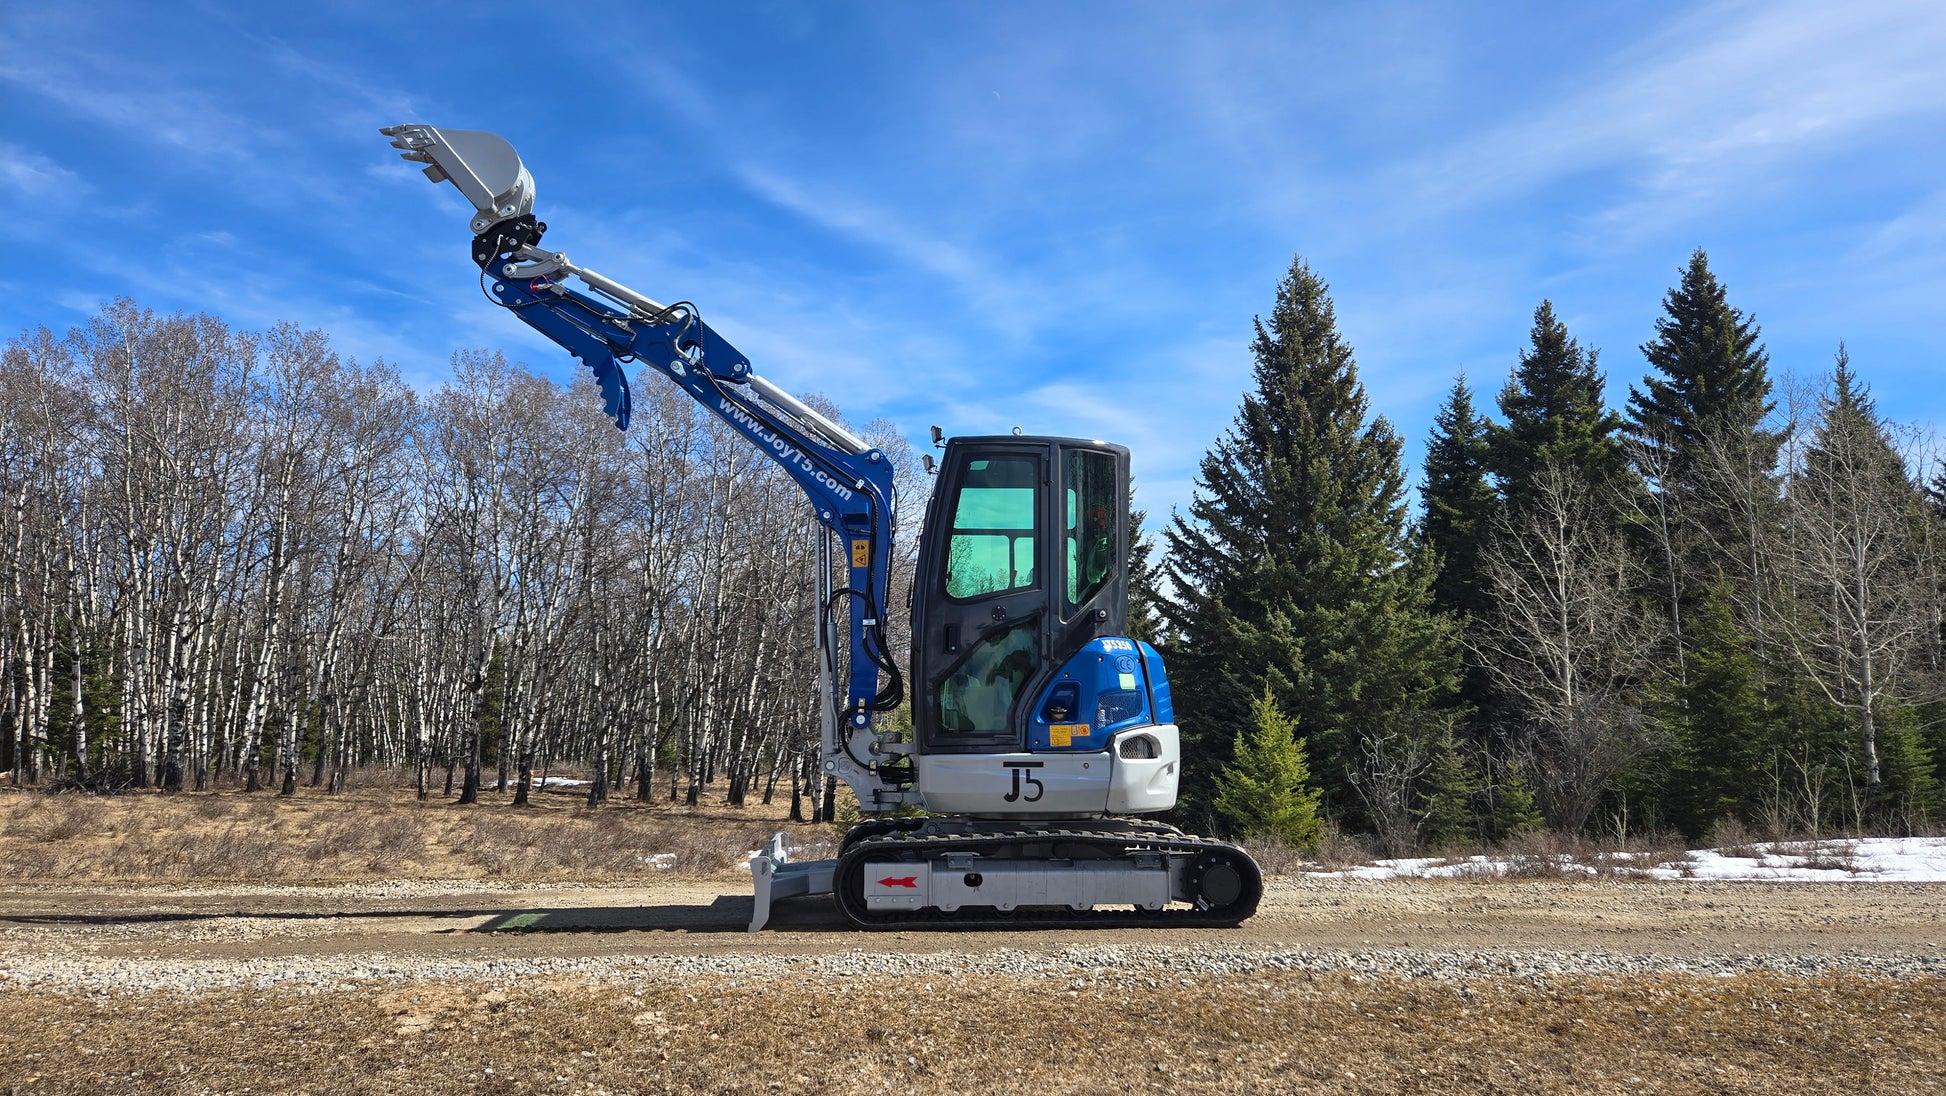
[945,455,1040,599]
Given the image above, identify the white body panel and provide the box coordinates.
[1106,724,1181,814]
[916,751,1110,814]
[914,723,1182,816]
[863,859,1171,912]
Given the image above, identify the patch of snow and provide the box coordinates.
[531,776,588,788]
[1651,837,1946,883]
[1304,836,1946,883]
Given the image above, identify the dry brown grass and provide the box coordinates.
[1235,834,1313,876]
[1765,838,1865,873]
[1243,825,1705,881]
[0,970,1939,1095]
[1423,829,1694,880]
[0,782,822,885]
[1706,816,1765,859]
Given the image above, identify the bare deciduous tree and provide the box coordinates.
[1,302,898,814]
[1775,352,1931,793]
[1472,463,1660,833]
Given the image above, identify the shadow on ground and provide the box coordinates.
[0,894,848,934]
[471,894,845,933]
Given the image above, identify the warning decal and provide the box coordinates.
[1049,722,1089,747]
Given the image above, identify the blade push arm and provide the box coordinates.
[383,124,917,809]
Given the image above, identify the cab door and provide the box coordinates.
[912,443,1048,753]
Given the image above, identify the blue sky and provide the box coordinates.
[5,1,1944,524]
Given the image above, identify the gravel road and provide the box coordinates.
[5,876,1944,1095]
[4,875,1941,993]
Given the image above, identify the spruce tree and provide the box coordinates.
[1486,760,1543,840]
[1124,491,1164,646]
[1667,582,1767,837]
[1490,301,1629,515]
[1420,374,1500,779]
[1626,250,1782,652]
[1628,250,1779,486]
[1419,375,1497,622]
[1215,686,1324,848]
[1924,461,1946,796]
[1417,727,1483,848]
[1164,255,1458,821]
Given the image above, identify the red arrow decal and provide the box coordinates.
[877,876,918,888]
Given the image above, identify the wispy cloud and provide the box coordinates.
[736,166,987,292]
[0,54,247,161]
[1856,187,1946,260]
[0,141,85,199]
[1408,1,1946,231]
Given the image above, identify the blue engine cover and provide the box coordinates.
[1027,636,1172,751]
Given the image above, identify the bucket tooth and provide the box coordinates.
[380,123,535,234]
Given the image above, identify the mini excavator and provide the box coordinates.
[381,125,1262,930]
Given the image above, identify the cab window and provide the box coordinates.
[945,456,1040,599]
[936,620,1036,734]
[1064,450,1116,609]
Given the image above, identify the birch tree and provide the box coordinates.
[1777,351,1931,802]
[1473,463,1659,833]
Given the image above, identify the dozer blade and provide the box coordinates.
[748,832,835,932]
[380,124,535,234]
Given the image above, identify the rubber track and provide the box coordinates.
[833,829,1263,930]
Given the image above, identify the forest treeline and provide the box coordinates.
[4,248,1944,850]
[1161,250,1946,849]
[0,300,923,819]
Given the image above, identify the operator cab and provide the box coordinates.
[911,436,1130,755]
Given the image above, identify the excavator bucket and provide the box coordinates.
[380,124,535,234]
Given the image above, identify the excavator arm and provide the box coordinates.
[381,125,918,818]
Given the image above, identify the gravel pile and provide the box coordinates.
[6,940,1943,996]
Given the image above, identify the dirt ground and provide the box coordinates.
[0,786,1942,1094]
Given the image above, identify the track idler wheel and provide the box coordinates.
[1185,846,1263,923]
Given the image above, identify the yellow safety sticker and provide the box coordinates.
[1118,672,1138,690]
[851,539,869,568]
[1049,723,1088,747]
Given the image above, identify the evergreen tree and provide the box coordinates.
[1873,707,1942,829]
[1163,255,1458,820]
[1214,686,1324,847]
[1481,302,1637,829]
[1417,727,1483,848]
[1478,759,1541,844]
[1124,490,1164,646]
[1628,250,1779,487]
[1419,374,1500,784]
[1922,461,1946,796]
[1419,375,1497,622]
[1666,582,1767,837]
[1486,759,1543,840]
[1626,250,1782,654]
[1490,301,1629,515]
